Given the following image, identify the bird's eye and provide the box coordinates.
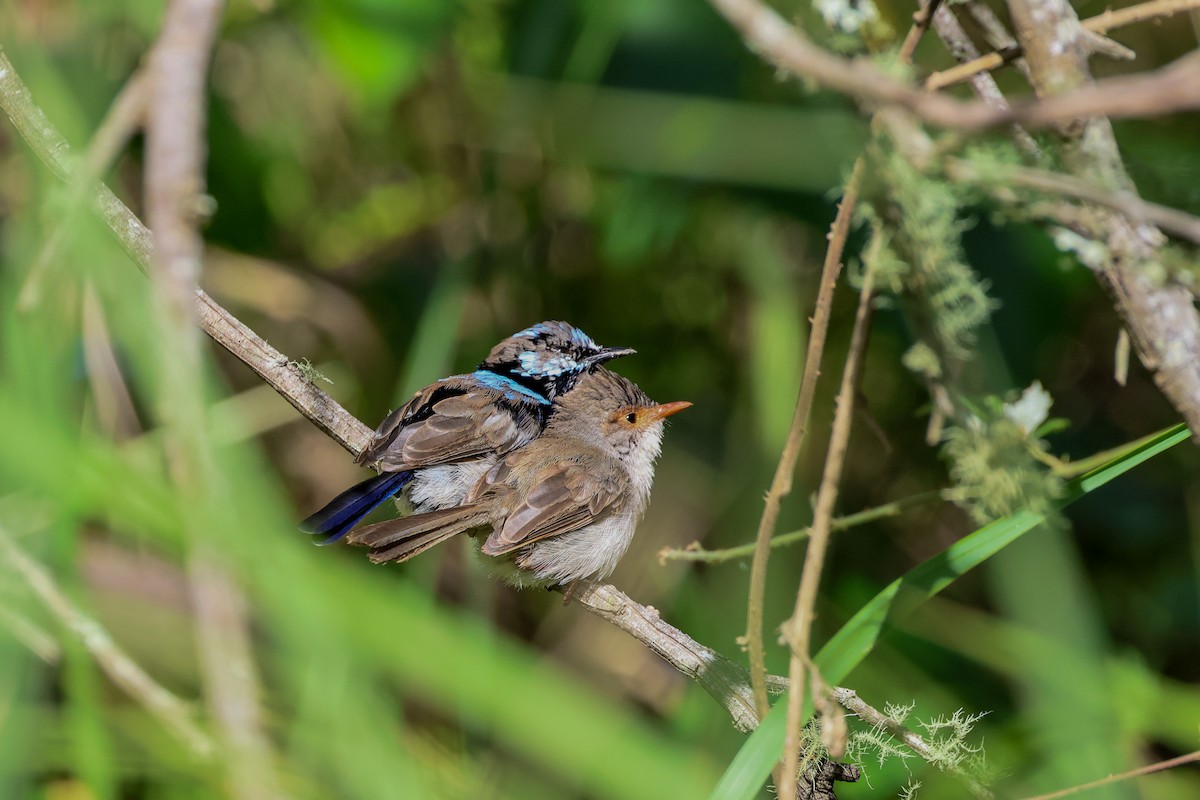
[625,412,637,424]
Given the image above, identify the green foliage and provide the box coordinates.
[710,424,1190,800]
[3,2,1200,800]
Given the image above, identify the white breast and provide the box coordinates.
[406,458,496,513]
[516,509,640,585]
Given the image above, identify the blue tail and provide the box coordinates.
[300,471,414,545]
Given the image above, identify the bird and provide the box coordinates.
[300,322,635,544]
[344,368,691,588]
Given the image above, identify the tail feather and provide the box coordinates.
[347,504,490,564]
[367,529,463,565]
[300,471,413,545]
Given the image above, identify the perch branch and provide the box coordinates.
[0,523,213,756]
[572,583,768,732]
[0,46,785,738]
[17,68,148,311]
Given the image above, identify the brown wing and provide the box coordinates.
[480,458,624,556]
[357,378,538,470]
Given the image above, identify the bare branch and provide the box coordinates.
[572,583,766,732]
[1005,0,1200,438]
[929,6,1041,159]
[17,69,148,311]
[945,158,1200,245]
[706,0,1200,131]
[1017,749,1200,800]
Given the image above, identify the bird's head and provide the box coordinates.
[549,369,691,478]
[479,321,636,399]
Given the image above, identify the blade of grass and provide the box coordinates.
[708,423,1189,800]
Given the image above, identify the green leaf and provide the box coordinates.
[709,423,1189,800]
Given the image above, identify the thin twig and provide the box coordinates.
[833,687,993,799]
[777,227,880,800]
[926,0,1200,91]
[1018,750,1200,800]
[0,524,213,756]
[742,0,943,728]
[744,159,862,719]
[945,157,1200,245]
[659,490,949,564]
[930,5,1041,159]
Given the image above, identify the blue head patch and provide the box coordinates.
[513,321,600,352]
[514,350,584,379]
[471,370,551,405]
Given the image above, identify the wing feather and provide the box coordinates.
[481,460,623,556]
[359,378,536,471]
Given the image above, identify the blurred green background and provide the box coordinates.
[2,0,1199,798]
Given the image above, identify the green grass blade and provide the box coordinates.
[708,423,1189,800]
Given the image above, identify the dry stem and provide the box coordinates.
[1017,749,1200,800]
[777,231,879,799]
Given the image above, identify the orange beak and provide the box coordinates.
[646,400,693,422]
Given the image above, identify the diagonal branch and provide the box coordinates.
[705,0,1200,131]
[0,48,371,456]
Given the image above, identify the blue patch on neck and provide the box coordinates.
[472,370,551,405]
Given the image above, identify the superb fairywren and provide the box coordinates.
[301,322,634,543]
[346,368,691,587]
